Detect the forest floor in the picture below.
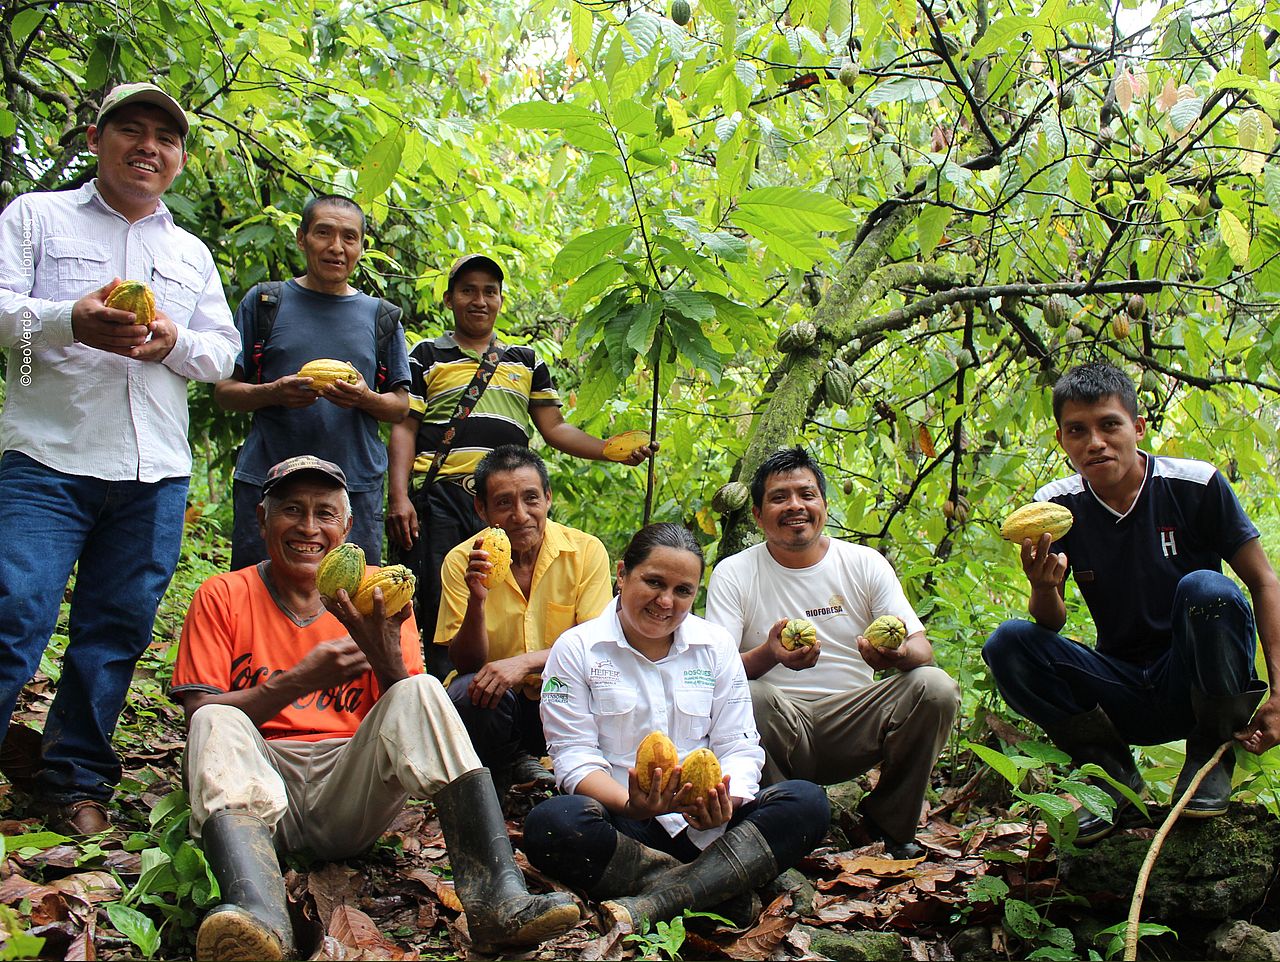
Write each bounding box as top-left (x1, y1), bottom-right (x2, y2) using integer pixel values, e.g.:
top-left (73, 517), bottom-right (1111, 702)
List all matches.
top-left (0, 651), bottom-right (1166, 962)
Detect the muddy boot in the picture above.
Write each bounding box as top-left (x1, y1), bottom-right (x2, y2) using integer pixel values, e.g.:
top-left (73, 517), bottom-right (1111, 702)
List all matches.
top-left (590, 832), bottom-right (683, 900)
top-left (196, 811), bottom-right (295, 962)
top-left (1173, 681), bottom-right (1267, 818)
top-left (435, 768), bottom-right (581, 948)
top-left (600, 821), bottom-right (777, 932)
top-left (1042, 706), bottom-right (1145, 845)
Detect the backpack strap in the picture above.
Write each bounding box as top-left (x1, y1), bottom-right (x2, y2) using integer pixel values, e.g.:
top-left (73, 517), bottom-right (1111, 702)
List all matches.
top-left (372, 298), bottom-right (404, 391)
top-left (247, 281), bottom-right (284, 384)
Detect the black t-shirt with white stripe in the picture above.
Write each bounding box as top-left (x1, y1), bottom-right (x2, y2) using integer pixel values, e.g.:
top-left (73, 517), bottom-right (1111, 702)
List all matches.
top-left (1036, 454), bottom-right (1259, 664)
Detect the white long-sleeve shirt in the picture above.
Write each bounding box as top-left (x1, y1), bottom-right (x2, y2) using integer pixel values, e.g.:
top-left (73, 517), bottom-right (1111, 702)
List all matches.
top-left (0, 182), bottom-right (238, 481)
top-left (540, 602), bottom-right (764, 848)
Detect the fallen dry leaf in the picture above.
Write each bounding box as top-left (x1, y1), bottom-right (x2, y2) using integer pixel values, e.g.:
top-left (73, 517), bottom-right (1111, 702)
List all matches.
top-left (401, 868), bottom-right (462, 912)
top-left (328, 903), bottom-right (413, 960)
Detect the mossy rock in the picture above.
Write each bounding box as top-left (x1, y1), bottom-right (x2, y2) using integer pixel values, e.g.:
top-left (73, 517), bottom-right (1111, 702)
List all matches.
top-left (1061, 805), bottom-right (1280, 921)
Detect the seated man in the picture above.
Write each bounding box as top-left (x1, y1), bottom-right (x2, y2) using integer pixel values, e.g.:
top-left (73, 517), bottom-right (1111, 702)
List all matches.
top-left (172, 456), bottom-right (578, 961)
top-left (706, 447), bottom-right (960, 859)
top-left (436, 445), bottom-right (612, 792)
top-left (983, 362), bottom-right (1277, 842)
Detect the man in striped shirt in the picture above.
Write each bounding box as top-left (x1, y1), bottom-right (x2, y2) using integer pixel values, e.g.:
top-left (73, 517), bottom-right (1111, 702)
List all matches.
top-left (386, 255), bottom-right (653, 672)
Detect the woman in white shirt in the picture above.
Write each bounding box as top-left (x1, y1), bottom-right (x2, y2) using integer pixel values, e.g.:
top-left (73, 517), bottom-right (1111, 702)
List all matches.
top-left (523, 523), bottom-right (829, 931)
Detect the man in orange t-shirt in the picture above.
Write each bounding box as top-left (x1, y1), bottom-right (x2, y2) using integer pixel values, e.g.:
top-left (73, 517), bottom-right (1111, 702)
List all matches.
top-left (172, 456), bottom-right (579, 962)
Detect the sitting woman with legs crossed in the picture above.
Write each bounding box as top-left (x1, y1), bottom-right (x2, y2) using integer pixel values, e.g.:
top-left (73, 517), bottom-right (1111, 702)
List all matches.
top-left (522, 522), bottom-right (830, 930)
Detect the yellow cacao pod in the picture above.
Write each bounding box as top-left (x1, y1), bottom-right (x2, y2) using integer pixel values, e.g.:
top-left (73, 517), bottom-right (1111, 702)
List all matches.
top-left (298, 359), bottom-right (360, 388)
top-left (1111, 315), bottom-right (1131, 339)
top-left (478, 527), bottom-right (512, 588)
top-left (352, 564), bottom-right (417, 616)
top-left (864, 615), bottom-right (907, 650)
top-left (635, 731), bottom-right (680, 794)
top-left (316, 542), bottom-right (366, 602)
top-left (680, 747), bottom-right (722, 800)
top-left (1000, 502), bottom-right (1074, 544)
top-left (602, 430), bottom-right (651, 462)
top-left (105, 281), bottom-right (156, 325)
top-left (780, 618), bottom-right (818, 651)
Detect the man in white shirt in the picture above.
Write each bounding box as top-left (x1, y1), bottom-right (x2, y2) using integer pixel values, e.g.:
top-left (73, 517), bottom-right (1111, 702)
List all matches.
top-left (706, 447), bottom-right (960, 858)
top-left (0, 83), bottom-right (239, 834)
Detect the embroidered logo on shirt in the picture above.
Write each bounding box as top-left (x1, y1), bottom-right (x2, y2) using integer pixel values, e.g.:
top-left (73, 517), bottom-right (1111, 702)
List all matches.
top-left (1158, 526), bottom-right (1178, 558)
top-left (682, 668), bottom-right (715, 689)
top-left (590, 659), bottom-right (621, 686)
top-left (541, 675), bottom-right (570, 703)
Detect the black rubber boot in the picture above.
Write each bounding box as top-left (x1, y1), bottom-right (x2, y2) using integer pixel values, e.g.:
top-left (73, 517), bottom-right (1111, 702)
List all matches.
top-left (591, 832), bottom-right (683, 901)
top-left (1173, 681), bottom-right (1268, 819)
top-left (434, 768), bottom-right (581, 948)
top-left (600, 821), bottom-right (777, 932)
top-left (1041, 706), bottom-right (1145, 845)
top-left (195, 811), bottom-right (295, 962)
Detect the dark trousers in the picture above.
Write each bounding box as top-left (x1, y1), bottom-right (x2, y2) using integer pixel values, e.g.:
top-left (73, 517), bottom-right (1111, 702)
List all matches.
top-left (390, 480), bottom-right (482, 679)
top-left (521, 780), bottom-right (830, 893)
top-left (231, 480), bottom-right (385, 569)
top-left (0, 452), bottom-right (187, 801)
top-left (447, 673), bottom-right (545, 770)
top-left (982, 570), bottom-right (1257, 744)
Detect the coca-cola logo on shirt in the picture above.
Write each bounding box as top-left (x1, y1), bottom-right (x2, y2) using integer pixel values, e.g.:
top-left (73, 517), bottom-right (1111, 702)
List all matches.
top-left (229, 653), bottom-right (367, 714)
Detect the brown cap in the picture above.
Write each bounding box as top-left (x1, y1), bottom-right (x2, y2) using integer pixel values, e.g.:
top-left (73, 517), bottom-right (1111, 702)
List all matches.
top-left (447, 253), bottom-right (504, 291)
top-left (261, 456), bottom-right (347, 499)
top-left (96, 82), bottom-right (189, 138)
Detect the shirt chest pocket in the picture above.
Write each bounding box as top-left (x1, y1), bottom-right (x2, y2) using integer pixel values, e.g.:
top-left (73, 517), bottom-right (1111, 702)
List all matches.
top-left (673, 687), bottom-right (714, 742)
top-left (46, 238), bottom-right (112, 295)
top-left (151, 256), bottom-right (202, 322)
top-left (591, 685), bottom-right (639, 755)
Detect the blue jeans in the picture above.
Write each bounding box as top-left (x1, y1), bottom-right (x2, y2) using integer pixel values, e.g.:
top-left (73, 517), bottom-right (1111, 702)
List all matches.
top-left (231, 479), bottom-right (385, 569)
top-left (0, 451), bottom-right (187, 802)
top-left (982, 570), bottom-right (1256, 744)
top-left (521, 780), bottom-right (830, 892)
top-left (447, 672), bottom-right (545, 771)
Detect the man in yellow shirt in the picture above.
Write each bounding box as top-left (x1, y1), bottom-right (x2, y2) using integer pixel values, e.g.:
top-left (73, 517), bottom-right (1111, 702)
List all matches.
top-left (436, 445), bottom-right (612, 792)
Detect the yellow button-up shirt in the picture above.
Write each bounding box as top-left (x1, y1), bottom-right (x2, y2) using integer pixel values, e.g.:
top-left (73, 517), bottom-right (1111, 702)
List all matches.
top-left (434, 520), bottom-right (613, 670)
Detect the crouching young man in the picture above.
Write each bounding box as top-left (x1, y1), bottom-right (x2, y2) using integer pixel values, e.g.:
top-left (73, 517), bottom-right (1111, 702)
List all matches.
top-left (171, 456), bottom-right (579, 960)
top-left (983, 362), bottom-right (1279, 842)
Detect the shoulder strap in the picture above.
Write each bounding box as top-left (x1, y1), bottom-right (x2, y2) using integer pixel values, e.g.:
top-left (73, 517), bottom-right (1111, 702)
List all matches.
top-left (421, 337), bottom-right (505, 488)
top-left (247, 281), bottom-right (285, 384)
top-left (372, 298), bottom-right (404, 391)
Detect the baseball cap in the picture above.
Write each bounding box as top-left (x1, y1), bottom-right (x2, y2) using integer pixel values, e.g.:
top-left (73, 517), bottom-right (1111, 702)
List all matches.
top-left (96, 82), bottom-right (189, 138)
top-left (261, 456), bottom-right (348, 499)
top-left (447, 253), bottom-right (504, 291)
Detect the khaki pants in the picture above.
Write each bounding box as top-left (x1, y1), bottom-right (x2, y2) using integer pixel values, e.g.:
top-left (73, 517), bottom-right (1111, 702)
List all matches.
top-left (751, 666), bottom-right (959, 842)
top-left (185, 674), bottom-right (481, 859)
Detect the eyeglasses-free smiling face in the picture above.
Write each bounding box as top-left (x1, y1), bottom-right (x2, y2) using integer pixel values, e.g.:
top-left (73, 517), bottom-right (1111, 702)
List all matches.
top-left (753, 468), bottom-right (828, 553)
top-left (259, 478), bottom-right (352, 577)
top-left (615, 546), bottom-right (703, 648)
top-left (88, 103), bottom-right (186, 217)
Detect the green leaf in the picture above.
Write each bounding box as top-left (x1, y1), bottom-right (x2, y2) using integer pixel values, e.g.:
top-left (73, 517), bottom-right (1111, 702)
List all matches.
top-left (963, 740), bottom-right (1022, 788)
top-left (1169, 97), bottom-right (1203, 132)
top-left (661, 289), bottom-right (716, 323)
top-left (1243, 32), bottom-right (1269, 81)
top-left (1219, 208), bottom-right (1250, 265)
top-left (666, 309), bottom-right (725, 382)
top-left (866, 76), bottom-right (946, 106)
top-left (562, 261), bottom-right (627, 315)
top-left (10, 8), bottom-right (45, 44)
top-left (356, 127), bottom-right (404, 203)
top-left (915, 206), bottom-right (952, 256)
top-left (107, 903), bottom-right (162, 958)
top-left (573, 348), bottom-right (621, 418)
top-left (968, 16), bottom-right (1035, 61)
top-left (1263, 165), bottom-right (1280, 217)
top-left (1017, 790), bottom-right (1076, 824)
top-left (736, 187), bottom-right (858, 233)
top-left (501, 101), bottom-right (616, 153)
top-left (1003, 898), bottom-right (1044, 939)
top-left (553, 225), bottom-right (635, 282)
top-left (571, 3), bottom-right (594, 64)
top-left (148, 789), bottom-right (190, 829)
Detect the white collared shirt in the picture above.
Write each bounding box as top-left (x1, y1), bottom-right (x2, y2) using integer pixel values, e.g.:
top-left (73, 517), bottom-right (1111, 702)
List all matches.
top-left (0, 182), bottom-right (238, 481)
top-left (540, 602), bottom-right (764, 848)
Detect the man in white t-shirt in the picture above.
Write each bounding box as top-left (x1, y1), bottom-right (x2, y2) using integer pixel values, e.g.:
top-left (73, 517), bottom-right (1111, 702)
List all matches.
top-left (706, 447), bottom-right (959, 858)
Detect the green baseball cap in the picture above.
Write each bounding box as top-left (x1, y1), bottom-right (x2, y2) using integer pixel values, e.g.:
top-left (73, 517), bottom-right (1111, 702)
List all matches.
top-left (96, 82), bottom-right (189, 138)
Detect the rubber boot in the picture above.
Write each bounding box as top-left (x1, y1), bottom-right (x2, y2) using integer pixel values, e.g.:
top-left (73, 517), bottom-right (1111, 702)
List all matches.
top-left (590, 832), bottom-right (683, 900)
top-left (1172, 681), bottom-right (1268, 819)
top-left (1041, 706), bottom-right (1145, 845)
top-left (600, 821), bottom-right (777, 932)
top-left (195, 811), bottom-right (295, 962)
top-left (434, 768), bottom-right (581, 948)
